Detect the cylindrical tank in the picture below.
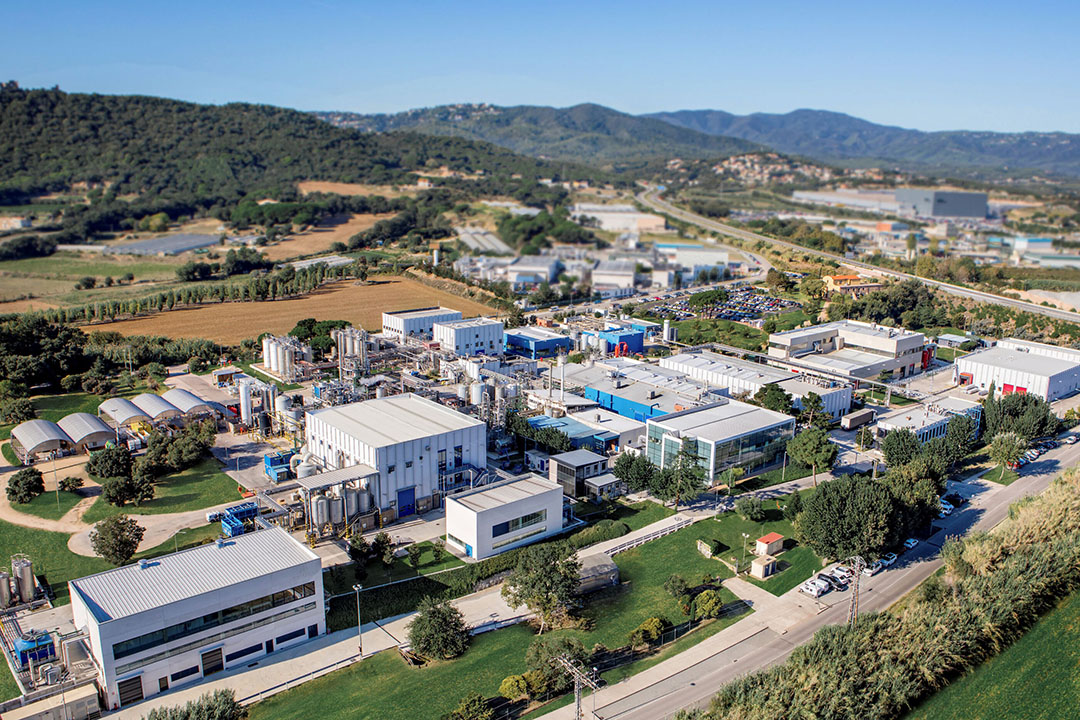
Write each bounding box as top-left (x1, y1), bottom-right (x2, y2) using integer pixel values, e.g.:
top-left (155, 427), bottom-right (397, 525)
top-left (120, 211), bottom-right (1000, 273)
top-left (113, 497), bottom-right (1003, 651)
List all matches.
top-left (663, 318), bottom-right (671, 342)
top-left (505, 384), bottom-right (519, 398)
top-left (470, 382), bottom-right (484, 406)
top-left (284, 350), bottom-right (295, 380)
top-left (262, 337), bottom-right (272, 367)
top-left (266, 340), bottom-right (278, 372)
top-left (312, 496), bottom-right (330, 526)
top-left (275, 395), bottom-right (291, 414)
top-left (344, 488), bottom-right (359, 518)
top-left (357, 489), bottom-right (371, 514)
top-left (297, 461), bottom-right (317, 479)
top-left (239, 383), bottom-right (253, 425)
top-left (257, 413), bottom-right (270, 432)
top-left (330, 497), bottom-right (344, 525)
top-left (288, 408), bottom-right (303, 423)
top-left (13, 557), bottom-right (33, 604)
top-left (456, 384), bottom-right (468, 401)
top-left (495, 385), bottom-right (505, 401)
top-left (598, 338), bottom-right (609, 355)
top-left (0, 572), bottom-right (10, 608)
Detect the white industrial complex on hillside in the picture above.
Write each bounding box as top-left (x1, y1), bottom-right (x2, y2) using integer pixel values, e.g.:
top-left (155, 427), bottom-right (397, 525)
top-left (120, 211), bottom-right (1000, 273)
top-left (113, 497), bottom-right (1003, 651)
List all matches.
top-left (432, 317), bottom-right (505, 356)
top-left (381, 307), bottom-right (463, 340)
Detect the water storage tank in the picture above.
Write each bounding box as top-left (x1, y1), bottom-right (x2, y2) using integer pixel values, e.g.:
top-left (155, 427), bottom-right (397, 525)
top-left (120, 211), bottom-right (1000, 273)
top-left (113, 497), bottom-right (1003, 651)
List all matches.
top-left (330, 497), bottom-right (344, 525)
top-left (12, 557), bottom-right (33, 604)
top-left (344, 488), bottom-right (359, 518)
top-left (239, 383), bottom-right (253, 425)
top-left (376, 386), bottom-right (387, 399)
top-left (456, 384), bottom-right (468, 401)
top-left (312, 496), bottom-right (330, 526)
top-left (0, 572), bottom-right (10, 608)
top-left (262, 337), bottom-right (272, 368)
top-left (357, 489), bottom-right (371, 514)
top-left (275, 395), bottom-right (291, 415)
top-left (266, 340), bottom-right (279, 373)
top-left (470, 382), bottom-right (484, 406)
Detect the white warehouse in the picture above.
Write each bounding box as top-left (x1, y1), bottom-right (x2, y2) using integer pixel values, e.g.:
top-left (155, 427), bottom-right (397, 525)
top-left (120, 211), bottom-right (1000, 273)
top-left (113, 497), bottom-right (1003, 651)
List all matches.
top-left (446, 475), bottom-right (565, 559)
top-left (69, 528), bottom-right (323, 710)
top-left (381, 307), bottom-right (463, 340)
top-left (305, 394), bottom-right (486, 519)
top-left (433, 317), bottom-right (505, 356)
top-left (955, 343), bottom-right (1080, 401)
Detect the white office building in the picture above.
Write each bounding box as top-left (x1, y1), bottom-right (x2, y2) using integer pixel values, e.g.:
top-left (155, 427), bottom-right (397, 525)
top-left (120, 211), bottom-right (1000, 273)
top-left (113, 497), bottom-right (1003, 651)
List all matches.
top-left (875, 408), bottom-right (950, 444)
top-left (768, 320), bottom-right (931, 380)
top-left (433, 317), bottom-right (505, 357)
top-left (445, 475), bottom-right (565, 559)
top-left (660, 351), bottom-right (852, 419)
top-left (381, 307), bottom-right (463, 340)
top-left (955, 344), bottom-right (1080, 401)
top-left (69, 528), bottom-right (323, 711)
top-left (591, 260), bottom-right (638, 289)
top-left (305, 394), bottom-right (486, 518)
top-left (506, 256), bottom-right (561, 288)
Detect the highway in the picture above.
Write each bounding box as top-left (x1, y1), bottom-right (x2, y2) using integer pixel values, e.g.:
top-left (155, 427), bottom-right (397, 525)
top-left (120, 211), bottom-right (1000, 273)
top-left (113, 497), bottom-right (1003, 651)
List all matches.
top-left (637, 188), bottom-right (1080, 324)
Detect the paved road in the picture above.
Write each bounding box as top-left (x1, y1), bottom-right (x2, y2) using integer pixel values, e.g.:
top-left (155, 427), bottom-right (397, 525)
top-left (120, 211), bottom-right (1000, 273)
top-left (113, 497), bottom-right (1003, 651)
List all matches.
top-left (540, 433), bottom-right (1080, 720)
top-left (638, 188), bottom-right (1080, 324)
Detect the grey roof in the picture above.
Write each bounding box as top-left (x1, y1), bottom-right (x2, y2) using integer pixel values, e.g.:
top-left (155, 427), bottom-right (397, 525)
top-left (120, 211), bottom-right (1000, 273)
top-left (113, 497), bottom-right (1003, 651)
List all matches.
top-left (295, 464), bottom-right (379, 492)
top-left (161, 388), bottom-right (213, 415)
top-left (11, 420), bottom-right (71, 454)
top-left (449, 475), bottom-right (561, 512)
top-left (56, 413), bottom-right (113, 446)
top-left (957, 346), bottom-right (1080, 377)
top-left (384, 306), bottom-right (462, 320)
top-left (551, 449), bottom-right (607, 467)
top-left (98, 397), bottom-right (150, 426)
top-left (307, 393), bottom-right (484, 447)
top-left (649, 399), bottom-right (794, 443)
top-left (69, 527), bottom-right (319, 623)
top-left (130, 393), bottom-right (181, 419)
top-left (110, 233), bottom-right (220, 256)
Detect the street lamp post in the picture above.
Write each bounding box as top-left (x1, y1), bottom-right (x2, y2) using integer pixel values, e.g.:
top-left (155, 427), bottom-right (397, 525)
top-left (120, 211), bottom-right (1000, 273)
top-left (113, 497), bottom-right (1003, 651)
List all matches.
top-left (173, 527), bottom-right (192, 553)
top-left (52, 451), bottom-right (60, 511)
top-left (740, 532), bottom-right (750, 575)
top-left (353, 584), bottom-right (363, 657)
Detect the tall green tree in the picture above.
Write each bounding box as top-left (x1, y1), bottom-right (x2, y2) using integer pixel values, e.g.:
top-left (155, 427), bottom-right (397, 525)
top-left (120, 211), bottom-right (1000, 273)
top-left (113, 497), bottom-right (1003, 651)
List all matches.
top-left (989, 431), bottom-right (1026, 482)
top-left (501, 541), bottom-right (581, 634)
top-left (785, 428), bottom-right (837, 487)
top-left (881, 429), bottom-right (920, 468)
top-left (795, 475), bottom-right (897, 560)
top-left (753, 384), bottom-right (794, 415)
top-left (797, 392), bottom-right (830, 429)
top-left (407, 596), bottom-right (469, 660)
top-left (90, 515), bottom-right (145, 566)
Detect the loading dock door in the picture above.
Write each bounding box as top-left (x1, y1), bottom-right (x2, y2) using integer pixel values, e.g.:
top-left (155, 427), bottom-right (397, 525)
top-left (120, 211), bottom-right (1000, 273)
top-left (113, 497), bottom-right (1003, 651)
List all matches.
top-left (117, 676), bottom-right (144, 707)
top-left (201, 648), bottom-right (224, 676)
top-left (397, 487), bottom-right (416, 518)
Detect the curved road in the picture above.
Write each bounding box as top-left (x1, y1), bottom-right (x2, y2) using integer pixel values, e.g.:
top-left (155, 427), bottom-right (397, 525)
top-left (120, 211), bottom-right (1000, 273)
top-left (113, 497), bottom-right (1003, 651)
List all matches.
top-left (638, 188), bottom-right (1080, 324)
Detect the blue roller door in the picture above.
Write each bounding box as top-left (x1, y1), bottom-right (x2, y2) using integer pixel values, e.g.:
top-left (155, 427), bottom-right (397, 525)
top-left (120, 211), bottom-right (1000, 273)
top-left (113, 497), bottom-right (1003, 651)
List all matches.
top-left (397, 487), bottom-right (416, 518)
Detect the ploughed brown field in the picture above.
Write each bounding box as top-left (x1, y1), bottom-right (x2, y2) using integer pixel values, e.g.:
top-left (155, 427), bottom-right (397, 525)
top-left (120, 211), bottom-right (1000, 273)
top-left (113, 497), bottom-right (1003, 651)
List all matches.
top-left (82, 277), bottom-right (498, 343)
top-left (261, 213), bottom-right (397, 261)
top-left (297, 181), bottom-right (421, 198)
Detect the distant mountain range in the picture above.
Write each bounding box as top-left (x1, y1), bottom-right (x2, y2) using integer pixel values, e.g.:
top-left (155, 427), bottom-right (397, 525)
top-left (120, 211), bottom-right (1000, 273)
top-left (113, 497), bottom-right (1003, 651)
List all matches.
top-left (316, 102), bottom-right (1080, 178)
top-left (313, 104), bottom-right (760, 167)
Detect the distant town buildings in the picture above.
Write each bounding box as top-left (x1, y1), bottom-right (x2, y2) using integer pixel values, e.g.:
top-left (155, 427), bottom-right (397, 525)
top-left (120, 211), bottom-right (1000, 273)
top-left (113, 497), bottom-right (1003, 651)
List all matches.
top-left (822, 274), bottom-right (884, 298)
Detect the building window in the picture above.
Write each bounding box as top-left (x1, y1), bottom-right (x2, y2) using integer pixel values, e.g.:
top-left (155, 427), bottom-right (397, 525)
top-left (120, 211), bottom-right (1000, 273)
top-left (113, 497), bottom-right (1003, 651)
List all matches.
top-left (438, 449), bottom-right (446, 472)
top-left (405, 461), bottom-right (413, 469)
top-left (276, 628), bottom-right (306, 645)
top-left (454, 445), bottom-right (463, 467)
top-left (492, 510), bottom-right (547, 538)
top-left (388, 464), bottom-right (396, 474)
top-left (170, 666), bottom-right (200, 682)
top-left (225, 643), bottom-right (262, 663)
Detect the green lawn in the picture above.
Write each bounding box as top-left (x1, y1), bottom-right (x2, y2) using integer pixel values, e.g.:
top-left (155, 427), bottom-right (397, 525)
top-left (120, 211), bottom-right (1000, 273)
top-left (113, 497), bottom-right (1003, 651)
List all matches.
top-left (859, 389), bottom-right (916, 407)
top-left (905, 590), bottom-right (1080, 720)
top-left (935, 346), bottom-right (964, 362)
top-left (0, 253), bottom-right (179, 281)
top-left (235, 361), bottom-right (303, 391)
top-left (985, 464), bottom-right (1020, 486)
top-left (10, 490), bottom-right (85, 521)
top-left (135, 523), bottom-right (222, 560)
top-left (673, 318), bottom-right (766, 351)
top-left (324, 540), bottom-right (467, 593)
top-left (737, 460), bottom-right (813, 493)
top-left (573, 499), bottom-right (674, 532)
top-left (0, 522), bottom-right (110, 606)
top-left (81, 458), bottom-right (240, 523)
top-left (250, 521), bottom-right (754, 720)
top-left (769, 309), bottom-right (810, 332)
top-left (2, 442), bottom-right (18, 466)
top-left (0, 660), bottom-right (17, 702)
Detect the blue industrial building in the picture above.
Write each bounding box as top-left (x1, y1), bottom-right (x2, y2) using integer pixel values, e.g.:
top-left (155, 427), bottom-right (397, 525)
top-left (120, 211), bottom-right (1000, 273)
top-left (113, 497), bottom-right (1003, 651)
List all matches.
top-left (527, 414), bottom-right (618, 453)
top-left (583, 327), bottom-right (645, 355)
top-left (580, 385), bottom-right (669, 422)
top-left (505, 327), bottom-right (574, 359)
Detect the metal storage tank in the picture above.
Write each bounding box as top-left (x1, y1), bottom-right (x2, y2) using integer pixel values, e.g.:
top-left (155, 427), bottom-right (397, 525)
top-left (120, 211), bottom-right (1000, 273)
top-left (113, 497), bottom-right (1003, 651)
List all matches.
top-left (239, 383), bottom-right (253, 425)
top-left (312, 496), bottom-right (330, 526)
top-left (505, 384), bottom-right (519, 398)
top-left (330, 497), bottom-right (344, 525)
top-left (470, 382), bottom-right (484, 406)
top-left (495, 386), bottom-right (505, 401)
top-left (284, 350), bottom-right (295, 380)
top-left (265, 339), bottom-right (277, 372)
top-left (288, 408), bottom-right (303, 424)
top-left (344, 488), bottom-right (359, 518)
top-left (0, 572), bottom-right (10, 608)
top-left (357, 489), bottom-right (371, 514)
top-left (257, 413), bottom-right (270, 432)
top-left (12, 556), bottom-right (33, 604)
top-left (275, 395), bottom-right (291, 414)
top-left (375, 385), bottom-right (387, 399)
top-left (456, 384), bottom-right (468, 401)
top-left (262, 337), bottom-right (272, 368)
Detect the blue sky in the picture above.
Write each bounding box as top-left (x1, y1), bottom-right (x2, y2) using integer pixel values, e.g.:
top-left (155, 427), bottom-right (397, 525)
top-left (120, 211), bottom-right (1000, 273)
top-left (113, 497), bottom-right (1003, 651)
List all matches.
top-left (4, 0), bottom-right (1078, 133)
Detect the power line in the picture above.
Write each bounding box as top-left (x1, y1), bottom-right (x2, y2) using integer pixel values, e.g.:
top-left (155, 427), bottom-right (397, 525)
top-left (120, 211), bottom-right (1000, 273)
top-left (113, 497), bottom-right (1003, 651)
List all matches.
top-left (554, 654), bottom-right (601, 720)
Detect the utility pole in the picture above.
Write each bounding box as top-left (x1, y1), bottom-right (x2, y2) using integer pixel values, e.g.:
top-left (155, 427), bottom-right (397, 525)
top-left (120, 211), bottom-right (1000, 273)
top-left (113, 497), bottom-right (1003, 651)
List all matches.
top-left (847, 556), bottom-right (865, 628)
top-left (553, 654), bottom-right (600, 720)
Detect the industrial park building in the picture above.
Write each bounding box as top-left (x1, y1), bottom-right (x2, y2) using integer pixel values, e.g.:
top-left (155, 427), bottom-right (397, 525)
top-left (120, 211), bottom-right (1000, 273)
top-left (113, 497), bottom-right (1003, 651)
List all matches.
top-left (504, 326), bottom-right (574, 359)
top-left (433, 317), bottom-right (505, 356)
top-left (660, 351), bottom-right (852, 419)
top-left (381, 307), bottom-right (463, 340)
top-left (768, 320), bottom-right (931, 380)
top-left (69, 528), bottom-right (323, 710)
top-left (895, 188), bottom-right (987, 219)
top-left (570, 204), bottom-right (666, 233)
top-left (558, 358), bottom-right (723, 421)
top-left (445, 475), bottom-right (565, 559)
top-left (305, 394), bottom-right (486, 518)
top-left (645, 399), bottom-right (795, 480)
top-left (955, 341), bottom-right (1080, 401)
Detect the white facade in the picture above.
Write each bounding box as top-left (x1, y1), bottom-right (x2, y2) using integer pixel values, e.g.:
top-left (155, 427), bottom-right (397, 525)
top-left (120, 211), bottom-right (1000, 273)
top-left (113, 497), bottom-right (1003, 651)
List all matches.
top-left (69, 529), bottom-right (323, 711)
top-left (433, 318), bottom-right (505, 357)
top-left (305, 394), bottom-right (486, 516)
top-left (955, 345), bottom-right (1080, 401)
top-left (591, 261), bottom-right (637, 289)
top-left (571, 204), bottom-right (666, 233)
top-left (876, 409), bottom-right (950, 444)
top-left (381, 307), bottom-right (463, 340)
top-left (445, 475), bottom-right (565, 559)
top-left (768, 320), bottom-right (929, 380)
top-left (507, 257), bottom-right (560, 287)
top-left (567, 408), bottom-right (646, 450)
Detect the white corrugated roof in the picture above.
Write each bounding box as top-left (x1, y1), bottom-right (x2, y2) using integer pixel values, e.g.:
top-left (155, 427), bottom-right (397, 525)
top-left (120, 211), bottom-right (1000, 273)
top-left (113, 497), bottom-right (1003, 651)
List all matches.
top-left (649, 400), bottom-right (794, 443)
top-left (56, 413), bottom-right (113, 445)
top-left (958, 346), bottom-right (1079, 376)
top-left (70, 527), bottom-right (318, 623)
top-left (130, 393), bottom-right (180, 419)
top-left (307, 393), bottom-right (484, 447)
top-left (161, 388), bottom-right (212, 415)
top-left (98, 397), bottom-right (150, 426)
top-left (450, 475), bottom-right (560, 512)
top-left (10, 420), bottom-right (71, 454)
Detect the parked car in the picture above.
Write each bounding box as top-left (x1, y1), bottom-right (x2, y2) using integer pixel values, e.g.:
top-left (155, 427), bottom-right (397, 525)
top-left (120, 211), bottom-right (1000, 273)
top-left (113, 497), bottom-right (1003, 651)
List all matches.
top-left (903, 538), bottom-right (919, 550)
top-left (1064, 435), bottom-right (1078, 445)
top-left (800, 580), bottom-right (826, 598)
top-left (881, 552), bottom-right (898, 567)
top-left (943, 493), bottom-right (966, 507)
top-left (818, 572), bottom-right (847, 590)
top-left (862, 560), bottom-right (884, 577)
top-left (832, 565), bottom-right (853, 581)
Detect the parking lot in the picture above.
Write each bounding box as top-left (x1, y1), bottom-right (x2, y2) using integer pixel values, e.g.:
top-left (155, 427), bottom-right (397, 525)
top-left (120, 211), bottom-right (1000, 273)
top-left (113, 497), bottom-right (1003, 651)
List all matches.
top-left (648, 287), bottom-right (801, 323)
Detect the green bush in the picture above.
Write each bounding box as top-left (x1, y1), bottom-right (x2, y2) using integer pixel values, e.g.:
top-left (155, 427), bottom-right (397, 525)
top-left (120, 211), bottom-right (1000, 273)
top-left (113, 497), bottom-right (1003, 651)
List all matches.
top-left (7, 467), bottom-right (45, 504)
top-left (569, 519), bottom-right (630, 549)
top-left (629, 616), bottom-right (668, 647)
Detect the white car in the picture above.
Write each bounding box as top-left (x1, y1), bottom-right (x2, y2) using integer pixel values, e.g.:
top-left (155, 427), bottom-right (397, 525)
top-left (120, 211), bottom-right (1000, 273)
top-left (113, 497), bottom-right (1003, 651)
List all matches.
top-left (903, 538), bottom-right (919, 550)
top-left (862, 561), bottom-right (883, 577)
top-left (832, 565), bottom-right (853, 581)
top-left (940, 499), bottom-right (955, 512)
top-left (800, 580), bottom-right (826, 598)
top-left (881, 552), bottom-right (898, 567)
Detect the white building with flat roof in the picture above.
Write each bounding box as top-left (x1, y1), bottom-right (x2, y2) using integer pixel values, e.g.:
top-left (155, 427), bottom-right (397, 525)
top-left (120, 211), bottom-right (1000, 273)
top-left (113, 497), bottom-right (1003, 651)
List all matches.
top-left (445, 475), bottom-right (565, 559)
top-left (768, 320), bottom-right (930, 380)
top-left (645, 399), bottom-right (796, 481)
top-left (571, 204), bottom-right (666, 233)
top-left (875, 408), bottom-right (950, 444)
top-left (568, 407), bottom-right (646, 450)
top-left (591, 260), bottom-right (637, 289)
top-left (660, 351), bottom-right (851, 419)
top-left (955, 344), bottom-right (1080, 401)
top-left (305, 393), bottom-right (486, 518)
top-left (381, 307), bottom-right (463, 340)
top-left (507, 256), bottom-right (561, 288)
top-left (69, 528), bottom-right (323, 710)
top-left (433, 317), bottom-right (505, 357)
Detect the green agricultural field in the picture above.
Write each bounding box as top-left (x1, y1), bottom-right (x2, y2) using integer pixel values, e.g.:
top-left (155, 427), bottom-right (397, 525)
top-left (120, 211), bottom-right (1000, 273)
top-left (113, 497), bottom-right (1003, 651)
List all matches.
top-left (673, 318), bottom-right (766, 351)
top-left (10, 490), bottom-right (85, 521)
top-left (0, 252), bottom-right (182, 282)
top-left (81, 458), bottom-right (240, 523)
top-left (905, 590), bottom-right (1080, 720)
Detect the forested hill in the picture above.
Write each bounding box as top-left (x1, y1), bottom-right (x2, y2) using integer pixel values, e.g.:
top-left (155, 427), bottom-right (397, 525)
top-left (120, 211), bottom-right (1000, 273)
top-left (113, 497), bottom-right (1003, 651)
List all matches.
top-left (0, 87), bottom-right (584, 203)
top-left (314, 103), bottom-right (761, 167)
top-left (645, 108), bottom-right (1080, 178)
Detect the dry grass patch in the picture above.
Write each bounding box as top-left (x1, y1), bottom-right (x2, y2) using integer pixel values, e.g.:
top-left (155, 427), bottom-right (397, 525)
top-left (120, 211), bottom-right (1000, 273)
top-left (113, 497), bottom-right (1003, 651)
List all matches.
top-left (81, 277), bottom-right (499, 343)
top-left (297, 181), bottom-right (422, 198)
top-left (262, 213), bottom-right (397, 261)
